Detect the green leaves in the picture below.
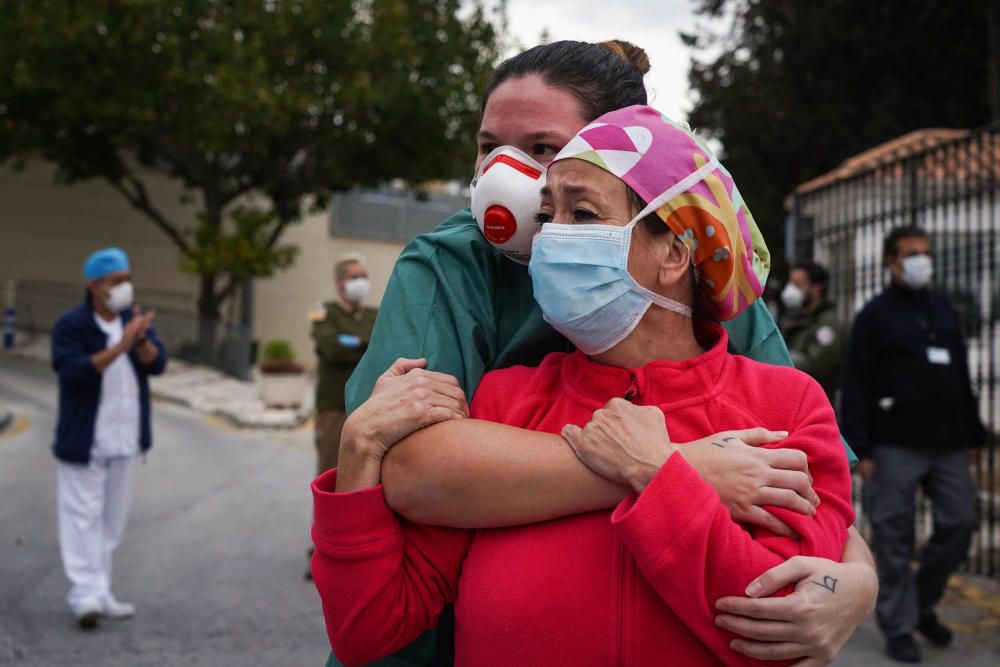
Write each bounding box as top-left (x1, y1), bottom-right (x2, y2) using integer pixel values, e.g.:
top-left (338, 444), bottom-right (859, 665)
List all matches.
top-left (0, 0), bottom-right (502, 314)
top-left (259, 339), bottom-right (297, 363)
top-left (180, 207), bottom-right (299, 280)
top-left (686, 0), bottom-right (994, 257)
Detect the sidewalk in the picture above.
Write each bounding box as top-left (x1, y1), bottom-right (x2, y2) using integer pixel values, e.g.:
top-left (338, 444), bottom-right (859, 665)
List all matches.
top-left (835, 573), bottom-right (1000, 666)
top-left (1, 332), bottom-right (312, 429)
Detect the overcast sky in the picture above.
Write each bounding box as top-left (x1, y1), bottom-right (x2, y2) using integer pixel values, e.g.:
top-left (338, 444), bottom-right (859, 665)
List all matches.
top-left (498, 0), bottom-right (726, 122)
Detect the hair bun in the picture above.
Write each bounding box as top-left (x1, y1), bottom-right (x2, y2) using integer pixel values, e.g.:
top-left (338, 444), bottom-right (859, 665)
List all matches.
top-left (597, 40), bottom-right (651, 75)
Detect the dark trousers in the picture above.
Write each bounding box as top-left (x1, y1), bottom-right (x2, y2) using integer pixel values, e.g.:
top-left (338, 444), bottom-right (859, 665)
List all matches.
top-left (862, 447), bottom-right (977, 638)
top-left (315, 410), bottom-right (348, 476)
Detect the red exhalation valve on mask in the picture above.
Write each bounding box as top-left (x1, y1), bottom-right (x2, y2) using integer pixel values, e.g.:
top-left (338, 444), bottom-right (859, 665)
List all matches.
top-left (482, 205), bottom-right (517, 244)
top-left (470, 146), bottom-right (547, 265)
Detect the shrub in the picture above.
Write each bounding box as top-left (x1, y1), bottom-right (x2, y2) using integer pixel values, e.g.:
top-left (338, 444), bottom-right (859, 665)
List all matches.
top-left (259, 339), bottom-right (302, 373)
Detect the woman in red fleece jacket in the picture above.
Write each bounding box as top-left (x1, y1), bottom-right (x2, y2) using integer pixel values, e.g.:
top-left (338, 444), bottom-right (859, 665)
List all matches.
top-left (313, 106), bottom-right (855, 667)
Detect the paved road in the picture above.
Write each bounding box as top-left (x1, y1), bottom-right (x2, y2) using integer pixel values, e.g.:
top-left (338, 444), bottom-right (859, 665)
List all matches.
top-left (0, 357), bottom-right (329, 666)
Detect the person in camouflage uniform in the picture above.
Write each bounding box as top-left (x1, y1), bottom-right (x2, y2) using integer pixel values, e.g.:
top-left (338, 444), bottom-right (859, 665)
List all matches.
top-left (310, 253), bottom-right (379, 475)
top-left (780, 261), bottom-right (846, 405)
top-left (305, 254), bottom-right (378, 580)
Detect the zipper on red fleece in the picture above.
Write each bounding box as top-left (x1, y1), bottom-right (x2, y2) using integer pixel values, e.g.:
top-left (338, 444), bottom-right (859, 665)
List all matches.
top-left (617, 371), bottom-right (639, 664)
top-left (615, 539), bottom-right (631, 667)
top-left (612, 540), bottom-right (625, 667)
top-left (624, 371), bottom-right (639, 403)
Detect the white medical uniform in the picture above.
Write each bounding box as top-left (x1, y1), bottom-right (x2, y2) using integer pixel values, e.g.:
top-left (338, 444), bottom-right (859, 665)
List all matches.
top-left (58, 314), bottom-right (140, 613)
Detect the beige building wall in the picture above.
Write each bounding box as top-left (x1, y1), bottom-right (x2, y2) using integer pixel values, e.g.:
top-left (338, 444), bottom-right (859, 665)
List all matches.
top-left (0, 162), bottom-right (199, 311)
top-left (1, 161), bottom-right (407, 368)
top-left (251, 214), bottom-right (405, 369)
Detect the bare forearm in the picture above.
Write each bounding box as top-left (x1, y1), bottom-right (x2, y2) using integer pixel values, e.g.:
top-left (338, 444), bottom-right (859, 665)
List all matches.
top-left (842, 525), bottom-right (875, 568)
top-left (381, 419), bottom-right (627, 528)
top-left (90, 340), bottom-right (126, 373)
top-left (136, 339), bottom-right (159, 364)
top-left (335, 436), bottom-right (383, 493)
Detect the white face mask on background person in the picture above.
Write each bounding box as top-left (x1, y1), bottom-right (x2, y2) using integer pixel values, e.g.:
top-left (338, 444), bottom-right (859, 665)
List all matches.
top-left (901, 254), bottom-right (933, 289)
top-left (105, 281), bottom-right (134, 313)
top-left (470, 145), bottom-right (547, 265)
top-left (780, 283), bottom-right (806, 310)
top-left (343, 277), bottom-right (371, 304)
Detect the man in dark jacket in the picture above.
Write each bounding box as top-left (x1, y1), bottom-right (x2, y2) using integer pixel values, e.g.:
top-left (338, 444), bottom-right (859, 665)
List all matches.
top-left (52, 247), bottom-right (167, 629)
top-left (841, 226), bottom-right (982, 663)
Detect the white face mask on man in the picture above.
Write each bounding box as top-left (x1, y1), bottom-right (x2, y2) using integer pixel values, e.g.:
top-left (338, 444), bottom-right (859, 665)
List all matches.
top-left (343, 277), bottom-right (371, 304)
top-left (900, 254), bottom-right (933, 289)
top-left (105, 281), bottom-right (134, 313)
top-left (780, 283), bottom-right (806, 310)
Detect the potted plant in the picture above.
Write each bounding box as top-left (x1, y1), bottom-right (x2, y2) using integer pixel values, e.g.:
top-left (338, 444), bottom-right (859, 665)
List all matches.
top-left (256, 339), bottom-right (307, 408)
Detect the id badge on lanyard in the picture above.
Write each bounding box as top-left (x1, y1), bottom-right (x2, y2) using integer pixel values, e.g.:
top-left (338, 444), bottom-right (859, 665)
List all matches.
top-left (927, 346), bottom-right (952, 365)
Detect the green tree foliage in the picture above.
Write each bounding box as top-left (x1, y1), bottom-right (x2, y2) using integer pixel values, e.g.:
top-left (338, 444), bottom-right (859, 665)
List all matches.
top-left (0, 0), bottom-right (502, 339)
top-left (685, 0), bottom-right (997, 255)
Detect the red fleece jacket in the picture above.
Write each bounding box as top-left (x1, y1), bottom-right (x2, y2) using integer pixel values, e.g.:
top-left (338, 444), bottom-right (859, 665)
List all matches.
top-left (312, 327), bottom-right (854, 666)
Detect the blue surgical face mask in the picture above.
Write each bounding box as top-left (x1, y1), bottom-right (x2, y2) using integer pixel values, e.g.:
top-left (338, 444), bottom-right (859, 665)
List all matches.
top-left (528, 218), bottom-right (693, 356)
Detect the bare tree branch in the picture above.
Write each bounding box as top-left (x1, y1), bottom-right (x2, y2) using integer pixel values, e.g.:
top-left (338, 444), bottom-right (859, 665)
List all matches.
top-left (111, 171), bottom-right (194, 257)
top-left (265, 215), bottom-right (293, 249)
top-left (214, 275), bottom-right (242, 305)
top-left (149, 137), bottom-right (213, 188)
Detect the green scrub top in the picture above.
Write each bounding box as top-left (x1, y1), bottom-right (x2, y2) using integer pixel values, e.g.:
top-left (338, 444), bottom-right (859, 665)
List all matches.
top-left (332, 209), bottom-right (857, 667)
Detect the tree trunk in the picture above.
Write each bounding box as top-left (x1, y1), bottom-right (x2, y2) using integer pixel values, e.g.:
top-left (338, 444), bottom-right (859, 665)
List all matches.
top-left (196, 194), bottom-right (225, 365)
top-left (197, 274), bottom-right (220, 366)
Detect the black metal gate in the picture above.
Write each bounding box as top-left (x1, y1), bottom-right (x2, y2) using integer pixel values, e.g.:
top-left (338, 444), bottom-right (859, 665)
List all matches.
top-left (788, 125), bottom-right (1000, 577)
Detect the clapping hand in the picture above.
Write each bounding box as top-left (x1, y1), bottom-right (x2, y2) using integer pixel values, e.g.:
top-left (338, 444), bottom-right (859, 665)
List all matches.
top-left (121, 307), bottom-right (156, 348)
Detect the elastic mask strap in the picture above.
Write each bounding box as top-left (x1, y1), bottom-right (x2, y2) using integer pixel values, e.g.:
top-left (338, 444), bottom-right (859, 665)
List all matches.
top-left (644, 289), bottom-right (694, 318)
top-left (622, 207), bottom-right (696, 320)
top-left (626, 155), bottom-right (720, 226)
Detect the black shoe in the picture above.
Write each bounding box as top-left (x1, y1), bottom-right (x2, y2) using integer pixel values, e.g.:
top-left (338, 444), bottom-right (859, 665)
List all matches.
top-left (76, 609), bottom-right (100, 630)
top-left (918, 613), bottom-right (953, 647)
top-left (887, 635), bottom-right (922, 663)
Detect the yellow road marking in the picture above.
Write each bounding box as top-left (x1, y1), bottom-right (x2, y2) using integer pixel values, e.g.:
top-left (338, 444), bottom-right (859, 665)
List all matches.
top-left (0, 416), bottom-right (30, 440)
top-left (945, 574), bottom-right (1000, 634)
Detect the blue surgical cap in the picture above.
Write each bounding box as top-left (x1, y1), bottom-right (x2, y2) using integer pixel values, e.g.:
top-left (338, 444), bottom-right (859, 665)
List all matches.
top-left (83, 247), bottom-right (130, 281)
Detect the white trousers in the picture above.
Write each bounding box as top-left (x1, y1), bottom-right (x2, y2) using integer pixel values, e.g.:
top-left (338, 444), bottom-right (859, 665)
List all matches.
top-left (57, 455), bottom-right (137, 613)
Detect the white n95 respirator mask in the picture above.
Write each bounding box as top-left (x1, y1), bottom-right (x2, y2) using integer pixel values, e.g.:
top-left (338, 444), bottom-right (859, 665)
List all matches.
top-left (470, 146), bottom-right (547, 265)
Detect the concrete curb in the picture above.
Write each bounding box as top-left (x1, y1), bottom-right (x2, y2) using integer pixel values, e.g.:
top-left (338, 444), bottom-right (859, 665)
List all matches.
top-left (150, 361), bottom-right (312, 430)
top-left (208, 407), bottom-right (311, 430)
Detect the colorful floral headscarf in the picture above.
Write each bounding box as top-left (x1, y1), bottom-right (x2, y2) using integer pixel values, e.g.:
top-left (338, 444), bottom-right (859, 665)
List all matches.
top-left (551, 105), bottom-right (770, 321)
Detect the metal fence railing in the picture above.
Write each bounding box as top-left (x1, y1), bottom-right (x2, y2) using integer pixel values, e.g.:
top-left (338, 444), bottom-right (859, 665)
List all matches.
top-left (788, 125), bottom-right (1000, 577)
top-left (6, 279), bottom-right (253, 379)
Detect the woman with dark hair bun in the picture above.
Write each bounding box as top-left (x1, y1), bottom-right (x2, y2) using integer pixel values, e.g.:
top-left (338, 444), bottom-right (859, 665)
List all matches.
top-left (313, 40), bottom-right (877, 667)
